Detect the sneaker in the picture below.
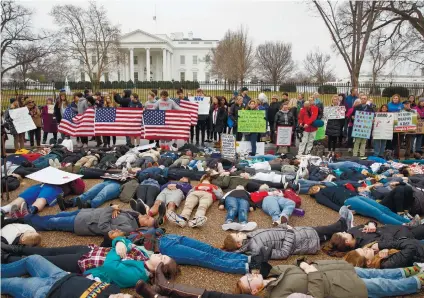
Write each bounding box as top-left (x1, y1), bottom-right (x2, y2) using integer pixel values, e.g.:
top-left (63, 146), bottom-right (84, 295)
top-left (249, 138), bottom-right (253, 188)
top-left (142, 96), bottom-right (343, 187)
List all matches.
top-left (272, 218), bottom-right (281, 227)
top-left (54, 158), bottom-right (61, 168)
top-left (130, 199), bottom-right (138, 212)
top-left (166, 211), bottom-right (187, 227)
top-left (188, 216), bottom-right (207, 228)
top-left (222, 222), bottom-right (243, 231)
top-left (156, 201), bottom-right (166, 225)
top-left (405, 215), bottom-right (421, 227)
top-left (9, 205), bottom-right (20, 218)
top-left (20, 202), bottom-right (29, 217)
top-left (48, 159), bottom-right (55, 167)
top-left (339, 206), bottom-right (354, 229)
top-left (75, 197), bottom-right (83, 209)
top-left (57, 194), bottom-right (67, 211)
top-left (240, 222), bottom-right (257, 232)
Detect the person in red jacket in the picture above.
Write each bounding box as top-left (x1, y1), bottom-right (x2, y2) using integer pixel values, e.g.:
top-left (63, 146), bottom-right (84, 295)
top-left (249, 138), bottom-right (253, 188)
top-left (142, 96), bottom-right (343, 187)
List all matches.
top-left (298, 97), bottom-right (318, 155)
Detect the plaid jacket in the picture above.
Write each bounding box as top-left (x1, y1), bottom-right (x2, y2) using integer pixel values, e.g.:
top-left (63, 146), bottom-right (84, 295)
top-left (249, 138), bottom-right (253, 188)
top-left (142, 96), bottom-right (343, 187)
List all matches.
top-left (78, 244), bottom-right (149, 272)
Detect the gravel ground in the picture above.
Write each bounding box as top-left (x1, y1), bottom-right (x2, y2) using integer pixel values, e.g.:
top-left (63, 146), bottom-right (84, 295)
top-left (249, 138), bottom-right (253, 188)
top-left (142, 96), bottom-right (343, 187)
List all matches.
top-left (1, 178), bottom-right (421, 298)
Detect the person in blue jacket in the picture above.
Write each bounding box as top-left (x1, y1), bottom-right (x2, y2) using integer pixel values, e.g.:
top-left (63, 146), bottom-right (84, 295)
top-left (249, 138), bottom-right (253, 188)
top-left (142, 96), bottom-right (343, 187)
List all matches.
top-left (388, 94), bottom-right (404, 112)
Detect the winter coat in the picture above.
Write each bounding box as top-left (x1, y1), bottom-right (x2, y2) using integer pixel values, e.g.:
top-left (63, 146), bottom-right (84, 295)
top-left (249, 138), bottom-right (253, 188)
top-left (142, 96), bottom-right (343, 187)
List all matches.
top-left (268, 101), bottom-right (282, 125)
top-left (388, 101), bottom-right (404, 112)
top-left (160, 181), bottom-right (192, 196)
top-left (414, 102), bottom-right (424, 119)
top-left (325, 106), bottom-right (343, 137)
top-left (229, 103), bottom-right (243, 128)
top-left (298, 106), bottom-right (318, 133)
top-left (77, 98), bottom-right (89, 115)
top-left (3, 109), bottom-right (18, 136)
top-left (209, 105), bottom-right (227, 133)
top-left (237, 226), bottom-right (320, 259)
top-left (378, 239), bottom-right (424, 268)
top-left (28, 106), bottom-right (42, 127)
top-left (267, 260), bottom-right (367, 298)
top-left (41, 105), bottom-right (58, 133)
top-left (129, 100), bottom-right (143, 108)
top-left (211, 175), bottom-right (250, 190)
top-left (313, 186), bottom-right (358, 212)
top-left (274, 110), bottom-right (295, 131)
top-left (113, 90), bottom-right (131, 107)
top-left (410, 186), bottom-right (424, 215)
top-left (345, 95), bottom-right (358, 110)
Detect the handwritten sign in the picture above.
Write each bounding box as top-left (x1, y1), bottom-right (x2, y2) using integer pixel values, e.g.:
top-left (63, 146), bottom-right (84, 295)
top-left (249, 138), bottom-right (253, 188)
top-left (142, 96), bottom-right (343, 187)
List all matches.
top-left (324, 106), bottom-right (346, 120)
top-left (394, 112), bottom-right (417, 132)
top-left (238, 110), bottom-right (266, 133)
top-left (221, 134), bottom-right (236, 159)
top-left (47, 104), bottom-right (54, 114)
top-left (276, 126), bottom-right (292, 146)
top-left (8, 107), bottom-right (36, 134)
top-left (417, 119), bottom-right (424, 134)
top-left (373, 112), bottom-right (394, 140)
top-left (352, 110), bottom-right (374, 139)
top-left (236, 141), bottom-right (265, 155)
top-left (26, 167), bottom-right (83, 185)
top-left (188, 96), bottom-right (210, 115)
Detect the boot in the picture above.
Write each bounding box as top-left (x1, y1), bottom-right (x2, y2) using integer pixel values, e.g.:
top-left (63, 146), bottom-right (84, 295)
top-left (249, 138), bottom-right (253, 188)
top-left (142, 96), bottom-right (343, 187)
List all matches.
top-left (154, 263), bottom-right (205, 298)
top-left (57, 194), bottom-right (74, 211)
top-left (135, 280), bottom-right (168, 298)
top-left (156, 201), bottom-right (166, 225)
top-left (75, 197), bottom-right (91, 209)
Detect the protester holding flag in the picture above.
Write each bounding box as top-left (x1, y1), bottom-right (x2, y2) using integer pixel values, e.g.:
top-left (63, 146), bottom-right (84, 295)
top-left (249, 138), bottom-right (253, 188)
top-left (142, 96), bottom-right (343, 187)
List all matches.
top-left (101, 95), bottom-right (117, 148)
top-left (129, 93), bottom-right (143, 147)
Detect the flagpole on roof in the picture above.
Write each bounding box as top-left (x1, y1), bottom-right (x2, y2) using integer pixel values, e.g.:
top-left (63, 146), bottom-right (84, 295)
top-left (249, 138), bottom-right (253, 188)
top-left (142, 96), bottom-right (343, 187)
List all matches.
top-left (153, 3), bottom-right (157, 33)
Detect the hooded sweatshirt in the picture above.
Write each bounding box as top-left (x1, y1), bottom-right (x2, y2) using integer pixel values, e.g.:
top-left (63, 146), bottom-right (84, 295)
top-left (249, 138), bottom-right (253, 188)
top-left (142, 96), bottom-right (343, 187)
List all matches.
top-left (388, 101), bottom-right (403, 112)
top-left (145, 99), bottom-right (157, 110)
top-left (153, 98), bottom-right (182, 110)
top-left (77, 97), bottom-right (89, 114)
top-left (113, 90), bottom-right (131, 107)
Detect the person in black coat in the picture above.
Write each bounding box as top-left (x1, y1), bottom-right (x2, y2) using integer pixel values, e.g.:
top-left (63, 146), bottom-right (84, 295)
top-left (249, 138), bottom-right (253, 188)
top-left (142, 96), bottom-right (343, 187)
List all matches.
top-left (267, 95), bottom-right (281, 143)
top-left (325, 95), bottom-right (345, 155)
top-left (209, 96), bottom-right (228, 146)
top-left (273, 102), bottom-right (295, 152)
top-left (113, 89), bottom-right (131, 107)
top-left (229, 96), bottom-right (244, 141)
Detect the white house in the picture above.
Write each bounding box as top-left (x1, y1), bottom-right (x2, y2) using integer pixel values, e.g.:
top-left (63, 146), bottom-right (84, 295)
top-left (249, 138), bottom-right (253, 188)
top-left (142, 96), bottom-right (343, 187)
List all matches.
top-left (79, 30), bottom-right (218, 82)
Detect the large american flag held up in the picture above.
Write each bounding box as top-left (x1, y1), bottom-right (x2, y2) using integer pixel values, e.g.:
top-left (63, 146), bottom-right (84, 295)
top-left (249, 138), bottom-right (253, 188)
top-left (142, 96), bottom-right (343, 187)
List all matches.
top-left (142, 110), bottom-right (191, 140)
top-left (95, 108), bottom-right (143, 136)
top-left (172, 98), bottom-right (199, 125)
top-left (58, 106), bottom-right (95, 136)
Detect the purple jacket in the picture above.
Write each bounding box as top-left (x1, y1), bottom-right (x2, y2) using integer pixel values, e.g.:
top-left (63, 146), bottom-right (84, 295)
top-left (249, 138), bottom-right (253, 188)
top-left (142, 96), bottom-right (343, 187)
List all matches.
top-left (160, 182), bottom-right (192, 196)
top-left (41, 105), bottom-right (58, 133)
top-left (414, 105), bottom-right (424, 119)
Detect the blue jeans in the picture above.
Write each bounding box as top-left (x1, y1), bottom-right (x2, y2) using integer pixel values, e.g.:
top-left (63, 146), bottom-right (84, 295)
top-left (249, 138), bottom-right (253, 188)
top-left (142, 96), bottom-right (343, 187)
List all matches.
top-left (328, 161), bottom-right (368, 171)
top-left (416, 134), bottom-right (423, 153)
top-left (32, 153), bottom-right (60, 169)
top-left (159, 235), bottom-right (249, 274)
top-left (1, 255), bottom-right (68, 298)
top-left (373, 139), bottom-right (387, 157)
top-left (345, 196), bottom-right (409, 225)
top-left (24, 210), bottom-right (79, 232)
top-left (225, 196), bottom-right (249, 224)
top-left (254, 155), bottom-right (277, 161)
top-left (262, 196), bottom-right (295, 222)
top-left (249, 133), bottom-right (258, 155)
top-left (73, 180), bottom-right (120, 208)
top-left (355, 267), bottom-right (420, 298)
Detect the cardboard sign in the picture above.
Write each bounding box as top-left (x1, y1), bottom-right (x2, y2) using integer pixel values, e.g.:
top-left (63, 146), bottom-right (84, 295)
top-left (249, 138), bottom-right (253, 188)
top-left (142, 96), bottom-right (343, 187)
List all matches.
top-left (238, 110), bottom-right (266, 133)
top-left (417, 119), bottom-right (424, 134)
top-left (188, 96), bottom-right (210, 115)
top-left (8, 107), bottom-right (36, 134)
top-left (221, 134), bottom-right (236, 159)
top-left (394, 112), bottom-right (417, 132)
top-left (236, 141), bottom-right (265, 155)
top-left (324, 106), bottom-right (346, 120)
top-left (26, 167), bottom-right (83, 185)
top-left (373, 112), bottom-right (394, 140)
top-left (352, 110), bottom-right (374, 139)
top-left (276, 126), bottom-right (292, 146)
top-left (47, 104), bottom-right (54, 114)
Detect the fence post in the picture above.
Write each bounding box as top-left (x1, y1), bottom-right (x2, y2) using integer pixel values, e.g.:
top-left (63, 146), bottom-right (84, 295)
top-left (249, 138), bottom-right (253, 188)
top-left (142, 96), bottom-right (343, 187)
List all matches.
top-left (13, 80), bottom-right (17, 97)
top-left (52, 81), bottom-right (56, 100)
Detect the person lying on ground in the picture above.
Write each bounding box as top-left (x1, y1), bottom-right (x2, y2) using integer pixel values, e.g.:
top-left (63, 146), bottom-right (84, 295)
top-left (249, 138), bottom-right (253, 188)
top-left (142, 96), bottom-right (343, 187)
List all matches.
top-left (344, 238), bottom-right (424, 269)
top-left (219, 185), bottom-right (257, 232)
top-left (0, 179), bottom-right (85, 216)
top-left (222, 206), bottom-right (354, 260)
top-left (322, 220), bottom-right (424, 256)
top-left (0, 221), bottom-right (41, 246)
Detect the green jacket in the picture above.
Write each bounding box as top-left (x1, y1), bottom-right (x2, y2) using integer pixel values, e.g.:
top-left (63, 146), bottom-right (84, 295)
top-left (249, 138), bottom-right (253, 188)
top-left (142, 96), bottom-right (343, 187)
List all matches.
top-left (266, 260), bottom-right (367, 298)
top-left (85, 237), bottom-right (149, 288)
top-left (211, 175), bottom-right (250, 190)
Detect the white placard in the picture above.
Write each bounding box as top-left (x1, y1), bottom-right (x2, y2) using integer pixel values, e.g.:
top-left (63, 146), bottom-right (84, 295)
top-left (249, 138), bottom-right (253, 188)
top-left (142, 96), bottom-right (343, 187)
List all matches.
top-left (221, 134), bottom-right (236, 159)
top-left (394, 111), bottom-right (417, 132)
top-left (276, 126), bottom-right (292, 146)
top-left (26, 167), bottom-right (83, 185)
top-left (373, 112), bottom-right (394, 140)
top-left (324, 106), bottom-right (346, 120)
top-left (188, 96), bottom-right (210, 115)
top-left (8, 107), bottom-right (36, 133)
top-left (236, 141), bottom-right (265, 155)
top-left (47, 104), bottom-right (54, 114)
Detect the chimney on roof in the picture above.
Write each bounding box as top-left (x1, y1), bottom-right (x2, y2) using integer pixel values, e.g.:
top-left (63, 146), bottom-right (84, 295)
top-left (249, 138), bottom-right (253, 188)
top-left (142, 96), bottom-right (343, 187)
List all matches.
top-left (188, 31), bottom-right (193, 40)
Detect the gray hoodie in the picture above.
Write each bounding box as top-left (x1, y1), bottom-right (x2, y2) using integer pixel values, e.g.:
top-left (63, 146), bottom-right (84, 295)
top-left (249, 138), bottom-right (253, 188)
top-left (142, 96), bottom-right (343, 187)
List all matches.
top-left (77, 97), bottom-right (89, 114)
top-left (153, 98), bottom-right (181, 110)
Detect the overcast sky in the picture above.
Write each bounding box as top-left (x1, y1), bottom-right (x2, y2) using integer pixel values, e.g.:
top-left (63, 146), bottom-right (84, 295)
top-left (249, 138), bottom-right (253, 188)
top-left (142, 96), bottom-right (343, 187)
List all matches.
top-left (20, 0), bottom-right (416, 79)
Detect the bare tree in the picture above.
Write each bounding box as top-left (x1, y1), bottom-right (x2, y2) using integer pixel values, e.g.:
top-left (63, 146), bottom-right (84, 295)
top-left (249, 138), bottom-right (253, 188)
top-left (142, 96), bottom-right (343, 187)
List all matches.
top-left (303, 48), bottom-right (335, 84)
top-left (312, 1), bottom-right (383, 87)
top-left (232, 26), bottom-right (255, 87)
top-left (256, 41), bottom-right (294, 90)
top-left (51, 1), bottom-right (121, 90)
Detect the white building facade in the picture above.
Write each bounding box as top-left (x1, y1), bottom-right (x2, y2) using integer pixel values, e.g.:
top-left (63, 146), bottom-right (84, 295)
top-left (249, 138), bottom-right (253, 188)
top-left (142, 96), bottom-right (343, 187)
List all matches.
top-left (79, 30), bottom-right (218, 82)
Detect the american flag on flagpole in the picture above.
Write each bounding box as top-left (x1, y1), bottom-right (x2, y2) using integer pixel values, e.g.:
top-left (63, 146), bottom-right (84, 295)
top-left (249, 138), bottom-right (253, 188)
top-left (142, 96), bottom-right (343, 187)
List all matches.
top-left (142, 110), bottom-right (191, 140)
top-left (58, 106), bottom-right (95, 136)
top-left (172, 98), bottom-right (199, 125)
top-left (95, 108), bottom-right (143, 136)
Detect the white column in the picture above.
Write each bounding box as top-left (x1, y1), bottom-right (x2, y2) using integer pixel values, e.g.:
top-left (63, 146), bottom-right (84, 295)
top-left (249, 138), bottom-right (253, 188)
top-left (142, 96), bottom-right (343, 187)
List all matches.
top-left (129, 48), bottom-right (134, 81)
top-left (167, 52), bottom-right (172, 80)
top-left (123, 53), bottom-right (127, 81)
top-left (146, 48), bottom-right (151, 82)
top-left (162, 48), bottom-right (167, 81)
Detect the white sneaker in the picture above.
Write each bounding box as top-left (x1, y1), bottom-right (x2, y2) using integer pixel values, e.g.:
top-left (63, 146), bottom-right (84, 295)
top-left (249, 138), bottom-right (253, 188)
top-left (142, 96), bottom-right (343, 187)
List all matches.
top-left (240, 222), bottom-right (257, 231)
top-left (54, 158), bottom-right (61, 168)
top-left (166, 211), bottom-right (187, 228)
top-left (222, 222), bottom-right (243, 231)
top-left (188, 216), bottom-right (207, 228)
top-left (49, 159), bottom-right (55, 167)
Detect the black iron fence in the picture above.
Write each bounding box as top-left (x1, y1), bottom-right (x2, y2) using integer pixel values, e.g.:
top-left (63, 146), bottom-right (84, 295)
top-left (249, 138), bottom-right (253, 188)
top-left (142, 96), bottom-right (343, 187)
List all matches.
top-left (2, 80), bottom-right (424, 110)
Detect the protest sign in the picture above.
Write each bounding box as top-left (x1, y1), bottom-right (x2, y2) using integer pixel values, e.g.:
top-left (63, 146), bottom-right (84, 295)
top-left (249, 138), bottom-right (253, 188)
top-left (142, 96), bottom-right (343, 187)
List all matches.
top-left (236, 141), bottom-right (265, 155)
top-left (27, 167), bottom-right (83, 185)
top-left (188, 96), bottom-right (210, 115)
top-left (352, 110), bottom-right (374, 139)
top-left (47, 104), bottom-right (54, 114)
top-left (417, 119), bottom-right (424, 134)
top-left (238, 110), bottom-right (266, 133)
top-left (221, 134), bottom-right (236, 159)
top-left (324, 106), bottom-right (346, 120)
top-left (394, 112), bottom-right (417, 132)
top-left (276, 126), bottom-right (292, 146)
top-left (8, 107), bottom-right (36, 133)
top-left (373, 112), bottom-right (394, 140)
